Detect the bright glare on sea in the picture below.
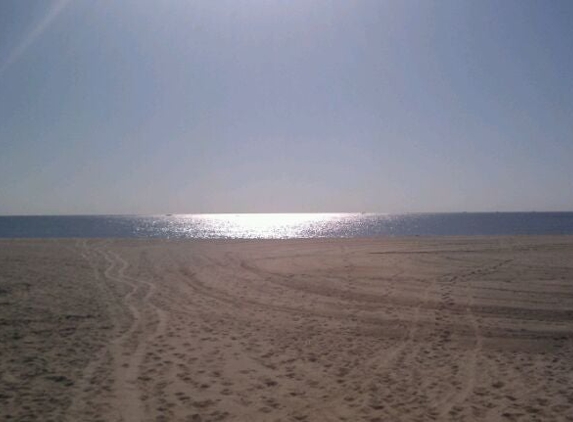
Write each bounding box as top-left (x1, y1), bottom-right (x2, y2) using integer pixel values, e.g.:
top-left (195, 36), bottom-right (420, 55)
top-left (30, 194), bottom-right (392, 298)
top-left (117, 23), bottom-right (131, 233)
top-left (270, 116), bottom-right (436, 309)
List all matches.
top-left (179, 213), bottom-right (343, 238)
top-left (1, 212), bottom-right (573, 238)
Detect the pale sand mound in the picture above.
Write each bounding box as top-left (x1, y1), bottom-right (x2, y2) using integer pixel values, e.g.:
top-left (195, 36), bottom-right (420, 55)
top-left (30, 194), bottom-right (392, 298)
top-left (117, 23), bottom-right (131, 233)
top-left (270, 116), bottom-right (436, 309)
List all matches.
top-left (1, 237), bottom-right (573, 422)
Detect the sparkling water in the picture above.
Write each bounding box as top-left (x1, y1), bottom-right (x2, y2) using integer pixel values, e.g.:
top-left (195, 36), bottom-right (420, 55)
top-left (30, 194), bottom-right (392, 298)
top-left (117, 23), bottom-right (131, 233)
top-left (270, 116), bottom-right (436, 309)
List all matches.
top-left (1, 213), bottom-right (573, 239)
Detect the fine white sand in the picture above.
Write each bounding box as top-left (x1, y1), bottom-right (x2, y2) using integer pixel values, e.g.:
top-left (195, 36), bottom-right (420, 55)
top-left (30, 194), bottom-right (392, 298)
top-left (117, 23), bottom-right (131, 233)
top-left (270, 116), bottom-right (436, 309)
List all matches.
top-left (1, 237), bottom-right (573, 421)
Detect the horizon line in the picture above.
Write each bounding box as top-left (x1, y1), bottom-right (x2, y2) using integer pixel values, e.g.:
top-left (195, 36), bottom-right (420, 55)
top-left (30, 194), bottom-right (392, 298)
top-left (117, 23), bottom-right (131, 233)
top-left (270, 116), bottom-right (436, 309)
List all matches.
top-left (1, 210), bottom-right (573, 218)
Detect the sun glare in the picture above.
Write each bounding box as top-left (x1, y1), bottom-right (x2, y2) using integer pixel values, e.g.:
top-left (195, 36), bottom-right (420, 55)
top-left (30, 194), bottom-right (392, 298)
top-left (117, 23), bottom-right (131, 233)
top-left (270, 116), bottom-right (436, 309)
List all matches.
top-left (190, 213), bottom-right (346, 238)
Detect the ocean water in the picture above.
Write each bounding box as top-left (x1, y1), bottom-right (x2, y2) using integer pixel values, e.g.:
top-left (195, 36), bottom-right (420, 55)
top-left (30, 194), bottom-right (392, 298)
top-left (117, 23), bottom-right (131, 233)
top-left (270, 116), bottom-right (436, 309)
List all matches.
top-left (0, 213), bottom-right (573, 239)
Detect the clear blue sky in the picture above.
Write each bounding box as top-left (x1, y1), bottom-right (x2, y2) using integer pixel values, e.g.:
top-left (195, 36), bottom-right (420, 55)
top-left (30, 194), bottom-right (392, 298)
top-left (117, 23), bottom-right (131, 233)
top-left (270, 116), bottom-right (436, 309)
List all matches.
top-left (1, 0), bottom-right (572, 215)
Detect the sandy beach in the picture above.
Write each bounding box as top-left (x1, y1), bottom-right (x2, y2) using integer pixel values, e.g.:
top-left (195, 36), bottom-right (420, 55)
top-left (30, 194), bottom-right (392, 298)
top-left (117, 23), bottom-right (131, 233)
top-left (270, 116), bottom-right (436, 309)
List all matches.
top-left (1, 237), bottom-right (573, 422)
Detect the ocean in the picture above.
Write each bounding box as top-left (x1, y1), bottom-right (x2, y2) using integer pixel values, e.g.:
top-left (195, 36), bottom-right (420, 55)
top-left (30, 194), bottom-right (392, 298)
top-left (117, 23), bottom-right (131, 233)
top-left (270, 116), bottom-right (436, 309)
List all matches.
top-left (1, 213), bottom-right (573, 239)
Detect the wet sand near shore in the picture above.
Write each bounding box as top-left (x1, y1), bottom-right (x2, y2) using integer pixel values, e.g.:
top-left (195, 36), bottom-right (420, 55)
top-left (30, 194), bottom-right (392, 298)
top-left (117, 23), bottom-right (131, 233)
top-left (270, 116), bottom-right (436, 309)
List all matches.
top-left (1, 237), bottom-right (573, 421)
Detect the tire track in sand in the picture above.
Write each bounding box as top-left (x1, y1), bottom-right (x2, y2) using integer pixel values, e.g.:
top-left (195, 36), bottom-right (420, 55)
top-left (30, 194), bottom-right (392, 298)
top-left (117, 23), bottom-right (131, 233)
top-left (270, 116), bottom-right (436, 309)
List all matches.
top-left (67, 241), bottom-right (167, 422)
top-left (104, 248), bottom-right (168, 422)
top-left (67, 240), bottom-right (129, 421)
top-left (436, 259), bottom-right (512, 419)
top-left (228, 249), bottom-right (438, 420)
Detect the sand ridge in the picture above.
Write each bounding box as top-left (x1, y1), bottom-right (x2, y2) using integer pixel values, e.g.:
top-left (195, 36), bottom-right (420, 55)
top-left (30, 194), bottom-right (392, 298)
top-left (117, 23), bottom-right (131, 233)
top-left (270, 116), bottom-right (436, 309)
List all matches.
top-left (1, 237), bottom-right (573, 421)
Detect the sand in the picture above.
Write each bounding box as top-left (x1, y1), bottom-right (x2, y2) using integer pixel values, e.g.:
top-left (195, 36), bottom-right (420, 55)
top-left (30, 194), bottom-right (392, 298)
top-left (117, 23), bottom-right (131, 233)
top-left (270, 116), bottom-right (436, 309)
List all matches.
top-left (1, 237), bottom-right (573, 422)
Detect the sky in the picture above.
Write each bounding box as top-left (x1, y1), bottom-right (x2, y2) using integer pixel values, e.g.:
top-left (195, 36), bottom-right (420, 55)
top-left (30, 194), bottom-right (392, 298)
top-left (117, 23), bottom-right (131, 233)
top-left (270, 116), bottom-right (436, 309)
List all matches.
top-left (1, 0), bottom-right (572, 215)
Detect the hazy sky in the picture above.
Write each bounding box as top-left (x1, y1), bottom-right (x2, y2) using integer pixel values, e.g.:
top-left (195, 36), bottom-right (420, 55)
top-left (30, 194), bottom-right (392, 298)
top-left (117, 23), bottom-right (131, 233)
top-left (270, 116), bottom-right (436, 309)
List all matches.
top-left (1, 0), bottom-right (572, 215)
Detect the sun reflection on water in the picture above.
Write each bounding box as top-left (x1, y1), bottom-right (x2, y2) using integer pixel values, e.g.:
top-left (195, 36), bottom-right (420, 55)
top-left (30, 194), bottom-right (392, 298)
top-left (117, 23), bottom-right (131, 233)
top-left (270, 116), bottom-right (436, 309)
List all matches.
top-left (169, 213), bottom-right (354, 239)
